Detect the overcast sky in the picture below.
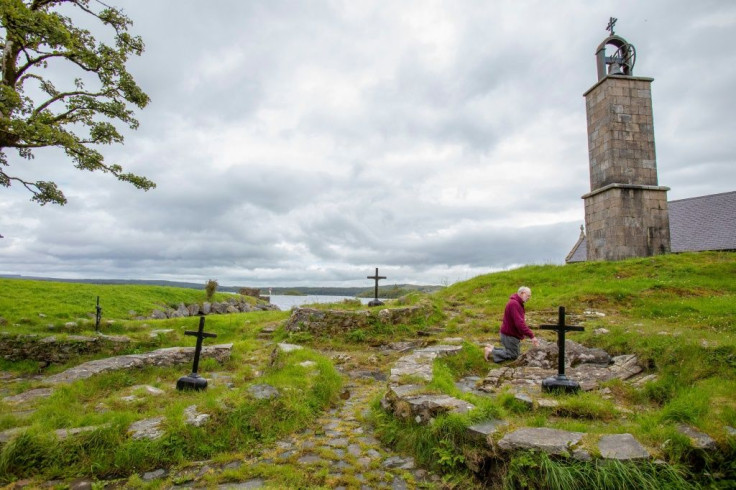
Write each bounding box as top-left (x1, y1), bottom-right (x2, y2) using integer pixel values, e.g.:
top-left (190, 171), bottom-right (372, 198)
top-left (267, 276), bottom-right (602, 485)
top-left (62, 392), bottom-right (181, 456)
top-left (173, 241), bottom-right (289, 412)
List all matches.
top-left (1, 1), bottom-right (734, 288)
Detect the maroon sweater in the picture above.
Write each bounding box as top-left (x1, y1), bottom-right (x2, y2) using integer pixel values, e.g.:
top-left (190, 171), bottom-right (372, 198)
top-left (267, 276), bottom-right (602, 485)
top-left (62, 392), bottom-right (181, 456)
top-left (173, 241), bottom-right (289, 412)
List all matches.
top-left (500, 293), bottom-right (535, 340)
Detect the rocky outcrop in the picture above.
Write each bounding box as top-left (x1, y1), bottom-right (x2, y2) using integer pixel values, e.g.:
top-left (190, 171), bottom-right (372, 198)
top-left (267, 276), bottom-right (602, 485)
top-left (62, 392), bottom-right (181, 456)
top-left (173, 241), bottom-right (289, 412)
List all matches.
top-left (519, 338), bottom-right (612, 368)
top-left (284, 303), bottom-right (431, 335)
top-left (479, 339), bottom-right (643, 393)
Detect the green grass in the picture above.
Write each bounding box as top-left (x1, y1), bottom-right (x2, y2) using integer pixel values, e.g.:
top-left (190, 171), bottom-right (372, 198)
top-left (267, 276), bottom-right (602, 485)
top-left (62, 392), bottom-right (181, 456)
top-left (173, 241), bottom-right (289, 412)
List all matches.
top-left (0, 344), bottom-right (341, 483)
top-left (369, 251), bottom-right (736, 488)
top-left (503, 452), bottom-right (693, 490)
top-left (0, 279), bottom-right (245, 331)
top-left (1, 251), bottom-right (736, 487)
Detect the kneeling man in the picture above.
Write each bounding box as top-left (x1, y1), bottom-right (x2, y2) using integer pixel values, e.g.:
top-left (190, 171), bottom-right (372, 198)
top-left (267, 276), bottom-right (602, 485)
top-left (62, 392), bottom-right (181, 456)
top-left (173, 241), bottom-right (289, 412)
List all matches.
top-left (485, 286), bottom-right (539, 362)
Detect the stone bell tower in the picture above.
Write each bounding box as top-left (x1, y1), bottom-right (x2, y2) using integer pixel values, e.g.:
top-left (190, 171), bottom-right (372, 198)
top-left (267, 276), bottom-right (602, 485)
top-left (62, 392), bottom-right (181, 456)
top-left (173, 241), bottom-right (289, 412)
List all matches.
top-left (582, 18), bottom-right (670, 261)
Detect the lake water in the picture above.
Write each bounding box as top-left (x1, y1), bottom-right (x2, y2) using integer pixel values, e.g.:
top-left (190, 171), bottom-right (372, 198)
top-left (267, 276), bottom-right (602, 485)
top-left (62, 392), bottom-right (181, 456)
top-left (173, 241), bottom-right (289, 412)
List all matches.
top-left (266, 294), bottom-right (382, 310)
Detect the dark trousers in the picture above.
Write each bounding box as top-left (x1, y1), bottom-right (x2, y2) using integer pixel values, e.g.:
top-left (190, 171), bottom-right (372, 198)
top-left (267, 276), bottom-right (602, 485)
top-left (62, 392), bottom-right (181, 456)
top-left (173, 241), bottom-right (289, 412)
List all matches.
top-left (492, 333), bottom-right (520, 363)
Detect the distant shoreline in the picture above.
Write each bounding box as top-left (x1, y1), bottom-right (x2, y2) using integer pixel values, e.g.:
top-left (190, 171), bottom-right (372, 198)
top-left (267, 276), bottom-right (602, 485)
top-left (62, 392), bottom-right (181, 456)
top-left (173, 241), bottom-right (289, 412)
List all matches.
top-left (0, 274), bottom-right (443, 297)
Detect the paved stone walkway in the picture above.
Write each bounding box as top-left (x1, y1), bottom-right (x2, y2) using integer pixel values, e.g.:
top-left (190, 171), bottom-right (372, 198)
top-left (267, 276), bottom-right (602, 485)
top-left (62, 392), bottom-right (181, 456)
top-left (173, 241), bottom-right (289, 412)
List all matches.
top-left (166, 376), bottom-right (442, 489)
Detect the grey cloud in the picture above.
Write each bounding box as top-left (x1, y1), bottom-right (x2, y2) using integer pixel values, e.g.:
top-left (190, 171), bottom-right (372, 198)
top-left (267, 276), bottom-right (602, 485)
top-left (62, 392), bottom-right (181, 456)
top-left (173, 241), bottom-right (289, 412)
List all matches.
top-left (2, 1), bottom-right (734, 287)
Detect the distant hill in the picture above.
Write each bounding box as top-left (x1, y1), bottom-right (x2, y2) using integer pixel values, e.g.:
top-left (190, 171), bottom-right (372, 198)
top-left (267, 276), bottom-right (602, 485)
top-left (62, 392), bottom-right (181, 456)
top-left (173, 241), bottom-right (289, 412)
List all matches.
top-left (0, 274), bottom-right (442, 297)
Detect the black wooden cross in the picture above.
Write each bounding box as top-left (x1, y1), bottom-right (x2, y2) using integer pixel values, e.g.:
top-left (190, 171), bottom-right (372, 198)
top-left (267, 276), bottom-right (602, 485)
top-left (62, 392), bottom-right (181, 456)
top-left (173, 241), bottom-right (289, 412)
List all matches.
top-left (176, 315), bottom-right (217, 391)
top-left (367, 267), bottom-right (386, 306)
top-left (95, 296), bottom-right (102, 332)
top-left (540, 306), bottom-right (585, 393)
top-left (606, 16), bottom-right (617, 36)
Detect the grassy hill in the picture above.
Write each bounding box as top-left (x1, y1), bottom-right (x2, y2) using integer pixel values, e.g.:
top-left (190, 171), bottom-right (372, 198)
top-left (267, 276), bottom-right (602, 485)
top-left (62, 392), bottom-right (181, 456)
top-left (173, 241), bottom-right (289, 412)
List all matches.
top-left (0, 280), bottom-right (241, 331)
top-left (0, 251), bottom-right (734, 487)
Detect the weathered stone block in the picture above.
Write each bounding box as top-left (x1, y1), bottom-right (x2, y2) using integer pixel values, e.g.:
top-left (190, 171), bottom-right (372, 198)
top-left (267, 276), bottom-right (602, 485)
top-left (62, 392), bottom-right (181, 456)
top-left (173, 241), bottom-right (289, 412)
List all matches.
top-left (498, 428), bottom-right (584, 456)
top-left (598, 433), bottom-right (649, 460)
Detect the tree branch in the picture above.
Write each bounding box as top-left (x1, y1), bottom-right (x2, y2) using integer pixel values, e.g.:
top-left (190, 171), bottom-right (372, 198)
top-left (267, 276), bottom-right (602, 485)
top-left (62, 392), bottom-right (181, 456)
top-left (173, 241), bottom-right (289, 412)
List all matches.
top-left (15, 52), bottom-right (64, 80)
top-left (33, 89), bottom-right (108, 115)
top-left (0, 168), bottom-right (67, 205)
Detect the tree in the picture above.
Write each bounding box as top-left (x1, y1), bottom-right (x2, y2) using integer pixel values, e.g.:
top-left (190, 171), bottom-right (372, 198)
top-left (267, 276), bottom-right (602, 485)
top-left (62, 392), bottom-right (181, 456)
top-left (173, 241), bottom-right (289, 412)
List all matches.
top-left (205, 279), bottom-right (218, 301)
top-left (0, 0), bottom-right (155, 206)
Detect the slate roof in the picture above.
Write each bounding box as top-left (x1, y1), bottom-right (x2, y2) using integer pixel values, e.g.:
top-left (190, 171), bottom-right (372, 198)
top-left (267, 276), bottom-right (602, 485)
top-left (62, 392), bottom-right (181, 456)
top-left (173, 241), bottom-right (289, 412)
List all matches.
top-left (566, 191), bottom-right (736, 262)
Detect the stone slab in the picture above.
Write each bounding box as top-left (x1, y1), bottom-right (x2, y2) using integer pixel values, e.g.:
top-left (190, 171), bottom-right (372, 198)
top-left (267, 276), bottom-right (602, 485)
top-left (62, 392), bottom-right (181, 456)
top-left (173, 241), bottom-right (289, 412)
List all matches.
top-left (498, 428), bottom-right (584, 456)
top-left (3, 387), bottom-right (53, 404)
top-left (276, 343), bottom-right (303, 353)
top-left (128, 416), bottom-right (165, 441)
top-left (45, 344), bottom-right (232, 384)
top-left (467, 419), bottom-right (508, 443)
top-left (598, 433), bottom-right (649, 460)
top-left (677, 424), bottom-right (717, 451)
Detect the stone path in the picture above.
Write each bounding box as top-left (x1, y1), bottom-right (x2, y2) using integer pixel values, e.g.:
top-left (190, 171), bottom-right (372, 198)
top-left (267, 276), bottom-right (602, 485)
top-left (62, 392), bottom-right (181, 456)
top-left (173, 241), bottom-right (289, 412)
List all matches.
top-left (157, 376), bottom-right (443, 489)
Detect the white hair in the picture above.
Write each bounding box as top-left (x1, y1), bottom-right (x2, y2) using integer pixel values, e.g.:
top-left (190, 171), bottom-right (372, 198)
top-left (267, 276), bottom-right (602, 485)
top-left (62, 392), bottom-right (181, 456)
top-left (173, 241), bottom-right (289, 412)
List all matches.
top-left (518, 286), bottom-right (531, 295)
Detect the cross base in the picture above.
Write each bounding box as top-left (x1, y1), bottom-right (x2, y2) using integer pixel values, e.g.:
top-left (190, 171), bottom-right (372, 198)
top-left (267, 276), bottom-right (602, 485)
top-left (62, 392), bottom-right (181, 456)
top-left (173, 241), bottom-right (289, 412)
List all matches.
top-left (177, 373), bottom-right (208, 391)
top-left (368, 299), bottom-right (384, 307)
top-left (542, 375), bottom-right (580, 394)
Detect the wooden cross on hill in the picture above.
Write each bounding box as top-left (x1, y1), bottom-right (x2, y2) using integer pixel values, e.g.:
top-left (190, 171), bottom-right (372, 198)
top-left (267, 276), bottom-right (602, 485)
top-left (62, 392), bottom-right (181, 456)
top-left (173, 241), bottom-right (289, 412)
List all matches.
top-left (367, 267), bottom-right (386, 306)
top-left (540, 306), bottom-right (584, 393)
top-left (176, 315), bottom-right (217, 391)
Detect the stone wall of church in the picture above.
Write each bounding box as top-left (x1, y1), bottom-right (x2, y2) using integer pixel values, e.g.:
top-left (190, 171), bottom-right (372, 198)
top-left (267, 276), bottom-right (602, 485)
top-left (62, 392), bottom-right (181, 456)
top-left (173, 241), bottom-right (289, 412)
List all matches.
top-left (584, 76), bottom-right (658, 191)
top-left (584, 185), bottom-right (671, 261)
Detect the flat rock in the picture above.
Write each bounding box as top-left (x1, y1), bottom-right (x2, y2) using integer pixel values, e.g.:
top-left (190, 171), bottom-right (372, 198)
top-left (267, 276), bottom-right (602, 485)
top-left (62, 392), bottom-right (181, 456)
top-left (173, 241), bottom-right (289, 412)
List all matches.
top-left (130, 384), bottom-right (165, 395)
top-left (389, 345), bottom-right (462, 383)
top-left (142, 468), bottom-right (167, 481)
top-left (536, 399), bottom-right (559, 408)
top-left (677, 424), bottom-right (717, 451)
top-left (183, 405), bottom-right (210, 427)
top-left (3, 387), bottom-right (53, 404)
top-left (598, 433), bottom-right (649, 460)
top-left (0, 427), bottom-right (28, 444)
top-left (276, 343), bottom-right (303, 353)
top-left (248, 384), bottom-right (280, 400)
top-left (514, 392), bottom-right (533, 407)
top-left (128, 416), bottom-right (165, 440)
top-left (414, 345), bottom-right (463, 356)
top-left (498, 428), bottom-right (584, 456)
top-left (217, 479), bottom-right (265, 489)
top-left (404, 394), bottom-right (475, 423)
top-left (382, 456), bottom-right (416, 470)
top-left (467, 419), bottom-right (508, 443)
top-left (45, 344), bottom-right (232, 384)
top-left (297, 454), bottom-right (322, 464)
top-left (455, 376), bottom-right (483, 394)
top-left (386, 384), bottom-right (425, 399)
top-left (573, 448), bottom-right (592, 461)
top-left (54, 425), bottom-right (103, 440)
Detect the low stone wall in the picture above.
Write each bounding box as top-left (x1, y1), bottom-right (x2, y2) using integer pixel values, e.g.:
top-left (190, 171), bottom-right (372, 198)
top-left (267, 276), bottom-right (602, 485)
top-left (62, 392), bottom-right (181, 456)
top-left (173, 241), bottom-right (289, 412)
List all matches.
top-left (145, 296), bottom-right (279, 320)
top-left (284, 303), bottom-right (431, 334)
top-left (0, 332), bottom-right (130, 363)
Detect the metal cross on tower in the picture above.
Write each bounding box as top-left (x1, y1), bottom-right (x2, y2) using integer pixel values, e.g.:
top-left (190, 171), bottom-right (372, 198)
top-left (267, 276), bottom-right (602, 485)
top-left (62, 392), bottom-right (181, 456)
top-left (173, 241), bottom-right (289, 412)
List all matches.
top-left (540, 306), bottom-right (585, 393)
top-left (176, 315), bottom-right (217, 391)
top-left (367, 267), bottom-right (386, 306)
top-left (606, 16), bottom-right (617, 36)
